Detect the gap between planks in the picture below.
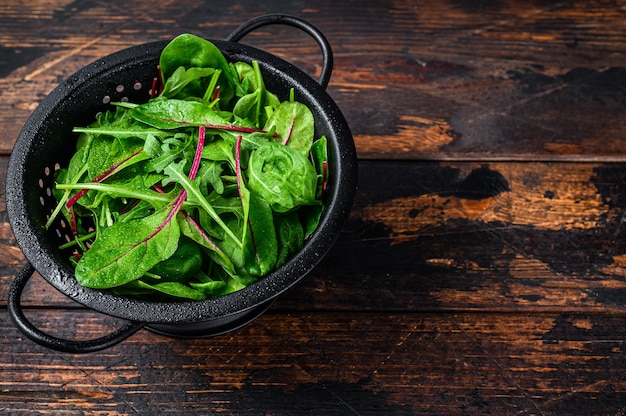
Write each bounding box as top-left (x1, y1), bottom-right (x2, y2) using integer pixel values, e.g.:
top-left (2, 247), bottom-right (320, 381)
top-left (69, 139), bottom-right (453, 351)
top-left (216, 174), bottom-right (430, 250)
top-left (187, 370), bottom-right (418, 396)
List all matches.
top-left (356, 153), bottom-right (626, 163)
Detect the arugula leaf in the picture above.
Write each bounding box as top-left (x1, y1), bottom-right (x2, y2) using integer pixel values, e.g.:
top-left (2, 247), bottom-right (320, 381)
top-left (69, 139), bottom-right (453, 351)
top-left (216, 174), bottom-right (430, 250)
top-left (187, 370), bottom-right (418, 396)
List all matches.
top-left (195, 160), bottom-right (225, 195)
top-left (163, 160), bottom-right (241, 246)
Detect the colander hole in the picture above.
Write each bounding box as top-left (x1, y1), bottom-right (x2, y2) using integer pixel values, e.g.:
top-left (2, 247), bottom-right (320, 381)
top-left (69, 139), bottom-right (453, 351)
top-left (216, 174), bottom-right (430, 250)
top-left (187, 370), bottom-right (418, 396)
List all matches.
top-left (55, 228), bottom-right (62, 238)
top-left (60, 219), bottom-right (66, 229)
top-left (116, 84), bottom-right (124, 93)
top-left (39, 196), bottom-right (45, 206)
top-left (134, 82), bottom-right (142, 90)
top-left (54, 163), bottom-right (61, 171)
top-left (103, 96), bottom-right (111, 104)
top-left (120, 97), bottom-right (129, 102)
top-left (46, 187), bottom-right (52, 197)
top-left (38, 178), bottom-right (44, 188)
top-left (44, 166), bottom-right (51, 176)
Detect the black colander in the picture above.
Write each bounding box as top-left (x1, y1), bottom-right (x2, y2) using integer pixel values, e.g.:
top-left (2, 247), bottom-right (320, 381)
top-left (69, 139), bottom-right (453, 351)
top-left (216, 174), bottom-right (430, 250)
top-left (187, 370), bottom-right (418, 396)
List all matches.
top-left (6, 14), bottom-right (357, 353)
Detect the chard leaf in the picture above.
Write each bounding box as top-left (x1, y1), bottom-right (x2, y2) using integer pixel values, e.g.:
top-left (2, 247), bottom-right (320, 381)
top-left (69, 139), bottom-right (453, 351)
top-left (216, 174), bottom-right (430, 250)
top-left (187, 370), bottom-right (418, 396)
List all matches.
top-left (75, 196), bottom-right (183, 289)
top-left (310, 135), bottom-right (329, 200)
top-left (178, 213), bottom-right (236, 275)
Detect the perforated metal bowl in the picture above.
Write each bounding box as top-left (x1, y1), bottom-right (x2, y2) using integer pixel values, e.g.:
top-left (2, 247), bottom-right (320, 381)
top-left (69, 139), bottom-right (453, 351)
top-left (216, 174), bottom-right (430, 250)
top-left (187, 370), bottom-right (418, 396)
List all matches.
top-left (6, 15), bottom-right (357, 353)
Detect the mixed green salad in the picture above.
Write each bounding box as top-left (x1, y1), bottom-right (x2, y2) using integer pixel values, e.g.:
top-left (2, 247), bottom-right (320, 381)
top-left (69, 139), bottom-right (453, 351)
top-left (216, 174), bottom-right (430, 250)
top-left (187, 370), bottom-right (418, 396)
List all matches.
top-left (47, 34), bottom-right (329, 301)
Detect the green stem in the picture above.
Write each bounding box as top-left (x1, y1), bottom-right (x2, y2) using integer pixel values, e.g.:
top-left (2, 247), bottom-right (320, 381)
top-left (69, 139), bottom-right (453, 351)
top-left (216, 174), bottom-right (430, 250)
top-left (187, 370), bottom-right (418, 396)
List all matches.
top-left (56, 183), bottom-right (172, 205)
top-left (58, 230), bottom-right (97, 250)
top-left (166, 167), bottom-right (242, 247)
top-left (45, 163), bottom-right (89, 229)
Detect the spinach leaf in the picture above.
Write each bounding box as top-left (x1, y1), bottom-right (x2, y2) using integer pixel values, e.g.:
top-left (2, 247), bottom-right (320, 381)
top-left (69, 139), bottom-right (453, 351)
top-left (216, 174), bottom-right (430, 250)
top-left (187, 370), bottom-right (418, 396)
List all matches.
top-left (247, 141), bottom-right (319, 213)
top-left (130, 99), bottom-right (229, 130)
top-left (160, 66), bottom-right (217, 99)
top-left (159, 33), bottom-right (238, 103)
top-left (132, 280), bottom-right (206, 300)
top-left (233, 61), bottom-right (280, 128)
top-left (275, 212), bottom-right (304, 267)
top-left (242, 192), bottom-right (277, 276)
top-left (147, 236), bottom-right (203, 282)
top-left (264, 100), bottom-right (315, 156)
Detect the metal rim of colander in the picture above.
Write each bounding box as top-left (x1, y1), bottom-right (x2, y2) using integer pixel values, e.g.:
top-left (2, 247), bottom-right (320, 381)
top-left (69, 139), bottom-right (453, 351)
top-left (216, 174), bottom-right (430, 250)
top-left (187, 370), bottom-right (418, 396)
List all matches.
top-left (6, 35), bottom-right (357, 325)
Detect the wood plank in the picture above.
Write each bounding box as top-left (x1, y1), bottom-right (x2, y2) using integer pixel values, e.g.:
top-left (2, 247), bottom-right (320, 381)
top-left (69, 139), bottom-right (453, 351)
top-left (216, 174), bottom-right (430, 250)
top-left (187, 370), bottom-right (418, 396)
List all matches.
top-left (2, 0), bottom-right (626, 160)
top-left (285, 160), bottom-right (626, 312)
top-left (2, 309), bottom-right (626, 415)
top-left (3, 1), bottom-right (626, 415)
top-left (4, 159), bottom-right (626, 313)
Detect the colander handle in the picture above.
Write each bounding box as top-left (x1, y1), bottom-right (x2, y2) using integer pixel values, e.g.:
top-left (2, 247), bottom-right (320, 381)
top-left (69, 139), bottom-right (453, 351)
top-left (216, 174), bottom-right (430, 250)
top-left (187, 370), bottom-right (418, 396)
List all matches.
top-left (225, 14), bottom-right (334, 89)
top-left (8, 262), bottom-right (145, 353)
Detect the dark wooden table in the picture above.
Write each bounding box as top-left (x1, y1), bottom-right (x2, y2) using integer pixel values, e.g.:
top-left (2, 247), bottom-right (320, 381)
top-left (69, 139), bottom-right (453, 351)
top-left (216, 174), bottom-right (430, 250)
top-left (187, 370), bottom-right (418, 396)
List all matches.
top-left (3, 0), bottom-right (626, 414)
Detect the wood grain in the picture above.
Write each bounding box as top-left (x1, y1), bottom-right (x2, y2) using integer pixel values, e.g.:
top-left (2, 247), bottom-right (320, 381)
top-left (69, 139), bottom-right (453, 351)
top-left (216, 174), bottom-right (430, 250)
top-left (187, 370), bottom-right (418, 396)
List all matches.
top-left (3, 0), bottom-right (626, 414)
top-left (2, 310), bottom-right (626, 415)
top-left (5, 160), bottom-right (626, 313)
top-left (2, 0), bottom-right (626, 160)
